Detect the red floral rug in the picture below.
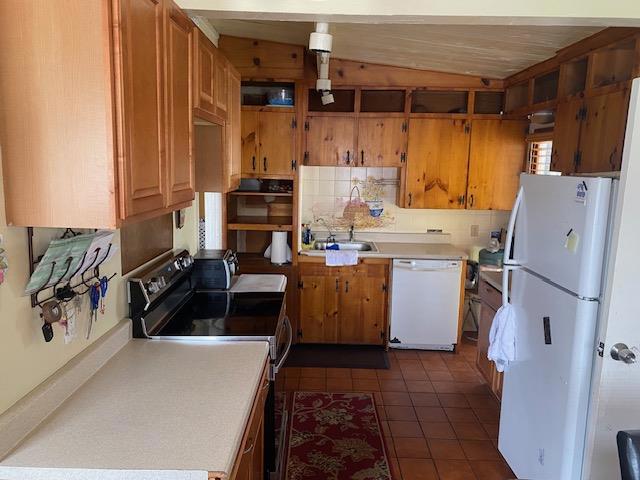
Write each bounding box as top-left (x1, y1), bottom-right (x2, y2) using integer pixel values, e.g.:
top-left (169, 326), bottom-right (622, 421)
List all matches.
top-left (285, 392), bottom-right (391, 480)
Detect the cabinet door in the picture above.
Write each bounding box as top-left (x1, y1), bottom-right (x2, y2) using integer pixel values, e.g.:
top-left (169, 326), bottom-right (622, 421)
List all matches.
top-left (476, 303), bottom-right (495, 386)
top-left (578, 88), bottom-right (630, 173)
top-left (551, 97), bottom-right (582, 174)
top-left (338, 271), bottom-right (387, 345)
top-left (298, 274), bottom-right (339, 343)
top-left (241, 110), bottom-right (259, 175)
top-left (467, 119), bottom-right (526, 210)
top-left (164, 0), bottom-right (194, 207)
top-left (258, 111), bottom-right (295, 175)
top-left (405, 118), bottom-right (470, 209)
top-left (116, 0), bottom-right (166, 218)
top-left (357, 117), bottom-right (406, 167)
top-left (214, 55), bottom-right (228, 117)
top-left (305, 116), bottom-right (356, 166)
top-left (193, 29), bottom-right (216, 116)
top-left (226, 66), bottom-right (242, 190)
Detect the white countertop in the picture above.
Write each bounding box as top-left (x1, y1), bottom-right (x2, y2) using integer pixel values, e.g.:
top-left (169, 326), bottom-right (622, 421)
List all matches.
top-left (0, 340), bottom-right (269, 480)
top-left (300, 242), bottom-right (468, 260)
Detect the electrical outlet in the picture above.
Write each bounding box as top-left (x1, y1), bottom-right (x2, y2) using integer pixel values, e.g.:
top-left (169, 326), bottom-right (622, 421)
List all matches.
top-left (470, 225), bottom-right (479, 237)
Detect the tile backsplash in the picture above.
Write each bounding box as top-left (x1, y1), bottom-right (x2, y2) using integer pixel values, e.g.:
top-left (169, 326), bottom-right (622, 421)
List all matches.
top-left (299, 166), bottom-right (511, 249)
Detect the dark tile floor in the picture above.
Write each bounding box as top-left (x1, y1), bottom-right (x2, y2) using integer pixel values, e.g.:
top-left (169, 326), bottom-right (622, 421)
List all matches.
top-left (282, 338), bottom-right (516, 480)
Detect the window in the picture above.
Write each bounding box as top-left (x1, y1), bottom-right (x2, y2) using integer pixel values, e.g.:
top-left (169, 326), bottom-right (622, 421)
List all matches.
top-left (528, 140), bottom-right (559, 175)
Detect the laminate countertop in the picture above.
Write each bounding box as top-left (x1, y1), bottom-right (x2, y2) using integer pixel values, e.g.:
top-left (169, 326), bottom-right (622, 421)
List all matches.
top-left (300, 242), bottom-right (468, 260)
top-left (0, 340), bottom-right (269, 480)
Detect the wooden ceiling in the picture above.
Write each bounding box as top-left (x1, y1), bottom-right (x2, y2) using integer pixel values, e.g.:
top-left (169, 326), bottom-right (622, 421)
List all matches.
top-left (205, 20), bottom-right (602, 78)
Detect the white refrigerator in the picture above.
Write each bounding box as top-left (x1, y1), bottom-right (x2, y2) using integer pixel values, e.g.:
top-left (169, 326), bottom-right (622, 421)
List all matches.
top-left (499, 173), bottom-right (614, 480)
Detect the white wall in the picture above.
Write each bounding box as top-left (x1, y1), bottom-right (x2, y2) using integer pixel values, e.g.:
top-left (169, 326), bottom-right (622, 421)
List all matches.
top-left (0, 158), bottom-right (199, 415)
top-left (299, 166), bottom-right (510, 250)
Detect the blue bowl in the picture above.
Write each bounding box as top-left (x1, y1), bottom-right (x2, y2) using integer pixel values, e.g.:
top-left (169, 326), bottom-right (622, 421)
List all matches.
top-left (369, 208), bottom-right (384, 217)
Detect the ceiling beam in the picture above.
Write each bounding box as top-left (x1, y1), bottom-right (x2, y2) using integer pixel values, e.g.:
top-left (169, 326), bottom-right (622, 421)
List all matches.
top-left (177, 0), bottom-right (640, 26)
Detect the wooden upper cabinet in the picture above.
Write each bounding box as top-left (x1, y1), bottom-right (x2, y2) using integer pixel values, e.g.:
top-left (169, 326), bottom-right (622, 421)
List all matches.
top-left (215, 56), bottom-right (229, 117)
top-left (226, 65), bottom-right (242, 190)
top-left (467, 119), bottom-right (527, 210)
top-left (164, 0), bottom-right (194, 207)
top-left (241, 111), bottom-right (259, 175)
top-left (578, 88), bottom-right (630, 173)
top-left (404, 118), bottom-right (470, 209)
top-left (258, 111), bottom-right (295, 175)
top-left (116, 0), bottom-right (166, 219)
top-left (193, 29), bottom-right (216, 116)
top-left (305, 116), bottom-right (356, 166)
top-left (357, 117), bottom-right (407, 167)
top-left (552, 97), bottom-right (582, 174)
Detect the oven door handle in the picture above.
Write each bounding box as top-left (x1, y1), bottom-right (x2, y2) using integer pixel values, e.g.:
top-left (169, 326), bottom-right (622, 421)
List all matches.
top-left (272, 316), bottom-right (293, 378)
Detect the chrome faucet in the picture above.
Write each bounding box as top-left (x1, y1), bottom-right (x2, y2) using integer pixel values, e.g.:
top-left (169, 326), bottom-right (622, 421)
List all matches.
top-left (348, 225), bottom-right (355, 242)
top-left (317, 218), bottom-right (336, 244)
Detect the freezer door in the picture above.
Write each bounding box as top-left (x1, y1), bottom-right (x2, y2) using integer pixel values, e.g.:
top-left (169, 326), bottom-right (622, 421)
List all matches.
top-left (514, 174), bottom-right (611, 298)
top-left (499, 269), bottom-right (599, 480)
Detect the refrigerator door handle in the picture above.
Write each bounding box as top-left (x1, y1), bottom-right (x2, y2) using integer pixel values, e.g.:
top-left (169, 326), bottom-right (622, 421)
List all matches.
top-left (503, 186), bottom-right (524, 266)
top-left (502, 265), bottom-right (520, 306)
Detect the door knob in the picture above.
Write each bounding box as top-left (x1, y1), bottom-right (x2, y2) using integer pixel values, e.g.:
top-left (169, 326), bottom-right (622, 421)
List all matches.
top-left (611, 343), bottom-right (637, 364)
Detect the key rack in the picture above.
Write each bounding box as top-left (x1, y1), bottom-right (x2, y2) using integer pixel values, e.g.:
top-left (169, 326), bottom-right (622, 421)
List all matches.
top-left (27, 227), bottom-right (117, 309)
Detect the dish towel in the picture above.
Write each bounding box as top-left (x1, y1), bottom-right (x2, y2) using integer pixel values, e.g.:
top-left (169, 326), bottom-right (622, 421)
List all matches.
top-left (325, 250), bottom-right (358, 267)
top-left (488, 303), bottom-right (516, 372)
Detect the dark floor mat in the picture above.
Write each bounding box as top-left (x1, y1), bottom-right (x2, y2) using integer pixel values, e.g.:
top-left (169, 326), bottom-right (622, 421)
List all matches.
top-left (284, 344), bottom-right (390, 369)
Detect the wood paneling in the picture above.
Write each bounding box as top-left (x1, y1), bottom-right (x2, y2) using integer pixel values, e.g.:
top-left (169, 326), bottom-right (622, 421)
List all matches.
top-left (552, 97), bottom-right (583, 173)
top-left (165, 0), bottom-right (194, 206)
top-left (305, 116), bottom-right (356, 166)
top-left (357, 117), bottom-right (406, 167)
top-left (115, 0), bottom-right (167, 219)
top-left (241, 110), bottom-right (259, 174)
top-left (578, 88), bottom-right (630, 173)
top-left (218, 35), bottom-right (304, 80)
top-left (258, 111), bottom-right (295, 175)
top-left (0, 0), bottom-right (117, 227)
top-left (405, 119), bottom-right (470, 209)
top-left (467, 119), bottom-right (527, 210)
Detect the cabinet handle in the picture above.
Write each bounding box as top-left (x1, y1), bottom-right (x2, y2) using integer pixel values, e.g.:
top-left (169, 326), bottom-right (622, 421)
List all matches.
top-left (469, 194), bottom-right (474, 207)
top-left (335, 279), bottom-right (339, 292)
top-left (243, 438), bottom-right (256, 455)
top-left (408, 192), bottom-right (412, 207)
top-left (263, 157), bottom-right (267, 171)
top-left (252, 156), bottom-right (256, 171)
top-left (360, 150), bottom-right (364, 166)
top-left (345, 280), bottom-right (349, 293)
top-left (346, 150), bottom-right (351, 165)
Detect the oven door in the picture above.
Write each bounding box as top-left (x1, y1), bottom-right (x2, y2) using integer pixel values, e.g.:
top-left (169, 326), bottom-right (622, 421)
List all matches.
top-left (271, 315), bottom-right (292, 380)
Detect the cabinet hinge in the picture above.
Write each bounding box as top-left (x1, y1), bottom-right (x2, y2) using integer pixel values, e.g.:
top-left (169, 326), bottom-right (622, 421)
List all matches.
top-left (297, 280), bottom-right (303, 289)
top-left (400, 152), bottom-right (406, 163)
top-left (291, 159), bottom-right (297, 171)
top-left (303, 151), bottom-right (309, 165)
top-left (579, 106), bottom-right (588, 121)
top-left (401, 121), bottom-right (408, 132)
top-left (304, 121), bottom-right (309, 131)
top-left (382, 283), bottom-right (388, 292)
top-left (464, 123), bottom-right (471, 134)
top-left (574, 150), bottom-right (582, 168)
top-left (291, 119), bottom-right (297, 129)
top-left (597, 341), bottom-right (605, 357)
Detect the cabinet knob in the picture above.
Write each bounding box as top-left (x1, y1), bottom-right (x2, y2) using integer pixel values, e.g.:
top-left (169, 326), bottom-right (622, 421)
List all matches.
top-left (408, 192), bottom-right (412, 207)
top-left (252, 156), bottom-right (256, 171)
top-left (360, 150), bottom-right (364, 166)
top-left (346, 150), bottom-right (351, 165)
top-left (263, 157), bottom-right (267, 171)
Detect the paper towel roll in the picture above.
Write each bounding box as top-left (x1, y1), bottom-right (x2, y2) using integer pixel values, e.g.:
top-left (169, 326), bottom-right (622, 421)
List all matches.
top-left (270, 231), bottom-right (289, 265)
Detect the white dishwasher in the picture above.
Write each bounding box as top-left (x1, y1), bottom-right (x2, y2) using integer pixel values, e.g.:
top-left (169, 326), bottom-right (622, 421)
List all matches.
top-left (389, 258), bottom-right (462, 351)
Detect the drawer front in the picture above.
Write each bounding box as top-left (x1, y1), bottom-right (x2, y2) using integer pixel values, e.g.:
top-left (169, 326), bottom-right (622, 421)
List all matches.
top-left (479, 279), bottom-right (502, 311)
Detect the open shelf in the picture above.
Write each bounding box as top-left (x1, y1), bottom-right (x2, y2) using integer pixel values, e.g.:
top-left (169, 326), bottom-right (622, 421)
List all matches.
top-left (474, 91), bottom-right (504, 114)
top-left (227, 216), bottom-right (293, 231)
top-left (308, 89), bottom-right (355, 112)
top-left (505, 81), bottom-right (529, 112)
top-left (360, 90), bottom-right (406, 112)
top-left (533, 69), bottom-right (559, 105)
top-left (590, 38), bottom-right (637, 88)
top-left (411, 90), bottom-right (468, 113)
top-left (229, 191), bottom-right (293, 197)
top-left (235, 252), bottom-right (293, 272)
top-left (241, 81), bottom-right (295, 107)
top-left (560, 57), bottom-right (588, 97)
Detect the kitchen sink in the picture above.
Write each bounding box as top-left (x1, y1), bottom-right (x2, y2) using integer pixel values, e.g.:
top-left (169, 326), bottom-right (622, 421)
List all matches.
top-left (312, 240), bottom-right (377, 252)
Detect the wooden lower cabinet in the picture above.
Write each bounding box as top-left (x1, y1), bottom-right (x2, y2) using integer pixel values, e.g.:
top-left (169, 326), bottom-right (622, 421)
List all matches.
top-left (298, 260), bottom-right (389, 345)
top-left (476, 278), bottom-right (503, 400)
top-left (228, 363), bottom-right (269, 480)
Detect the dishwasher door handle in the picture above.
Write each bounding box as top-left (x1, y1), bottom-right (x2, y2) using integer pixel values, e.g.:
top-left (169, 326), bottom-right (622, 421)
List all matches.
top-left (394, 260), bottom-right (461, 272)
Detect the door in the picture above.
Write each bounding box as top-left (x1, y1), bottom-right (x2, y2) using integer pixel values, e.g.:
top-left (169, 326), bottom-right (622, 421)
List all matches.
top-left (115, 0), bottom-right (166, 218)
top-left (226, 66), bottom-right (241, 190)
top-left (552, 97), bottom-right (582, 174)
top-left (164, 0), bottom-right (194, 207)
top-left (258, 111), bottom-right (295, 176)
top-left (512, 174), bottom-right (612, 298)
top-left (305, 116), bottom-right (356, 166)
top-left (357, 117), bottom-right (406, 167)
top-left (241, 110), bottom-right (259, 175)
top-left (583, 78), bottom-right (640, 480)
top-left (193, 29), bottom-right (216, 116)
top-left (578, 88), bottom-right (630, 173)
top-left (405, 118), bottom-right (470, 209)
top-left (499, 268), bottom-right (599, 480)
top-left (298, 274), bottom-right (339, 343)
top-left (467, 119), bottom-right (527, 210)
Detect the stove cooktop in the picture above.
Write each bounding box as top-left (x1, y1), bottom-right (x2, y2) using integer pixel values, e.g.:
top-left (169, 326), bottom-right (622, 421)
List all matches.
top-left (152, 291), bottom-right (285, 338)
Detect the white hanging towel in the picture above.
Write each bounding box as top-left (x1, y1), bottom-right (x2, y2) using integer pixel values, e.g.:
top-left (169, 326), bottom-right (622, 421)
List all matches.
top-left (487, 303), bottom-right (516, 372)
top-left (325, 250), bottom-right (358, 267)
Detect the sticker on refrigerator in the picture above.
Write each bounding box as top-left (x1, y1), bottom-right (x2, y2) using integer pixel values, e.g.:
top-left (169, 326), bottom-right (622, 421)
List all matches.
top-left (575, 181), bottom-right (587, 204)
top-left (564, 229), bottom-right (580, 253)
